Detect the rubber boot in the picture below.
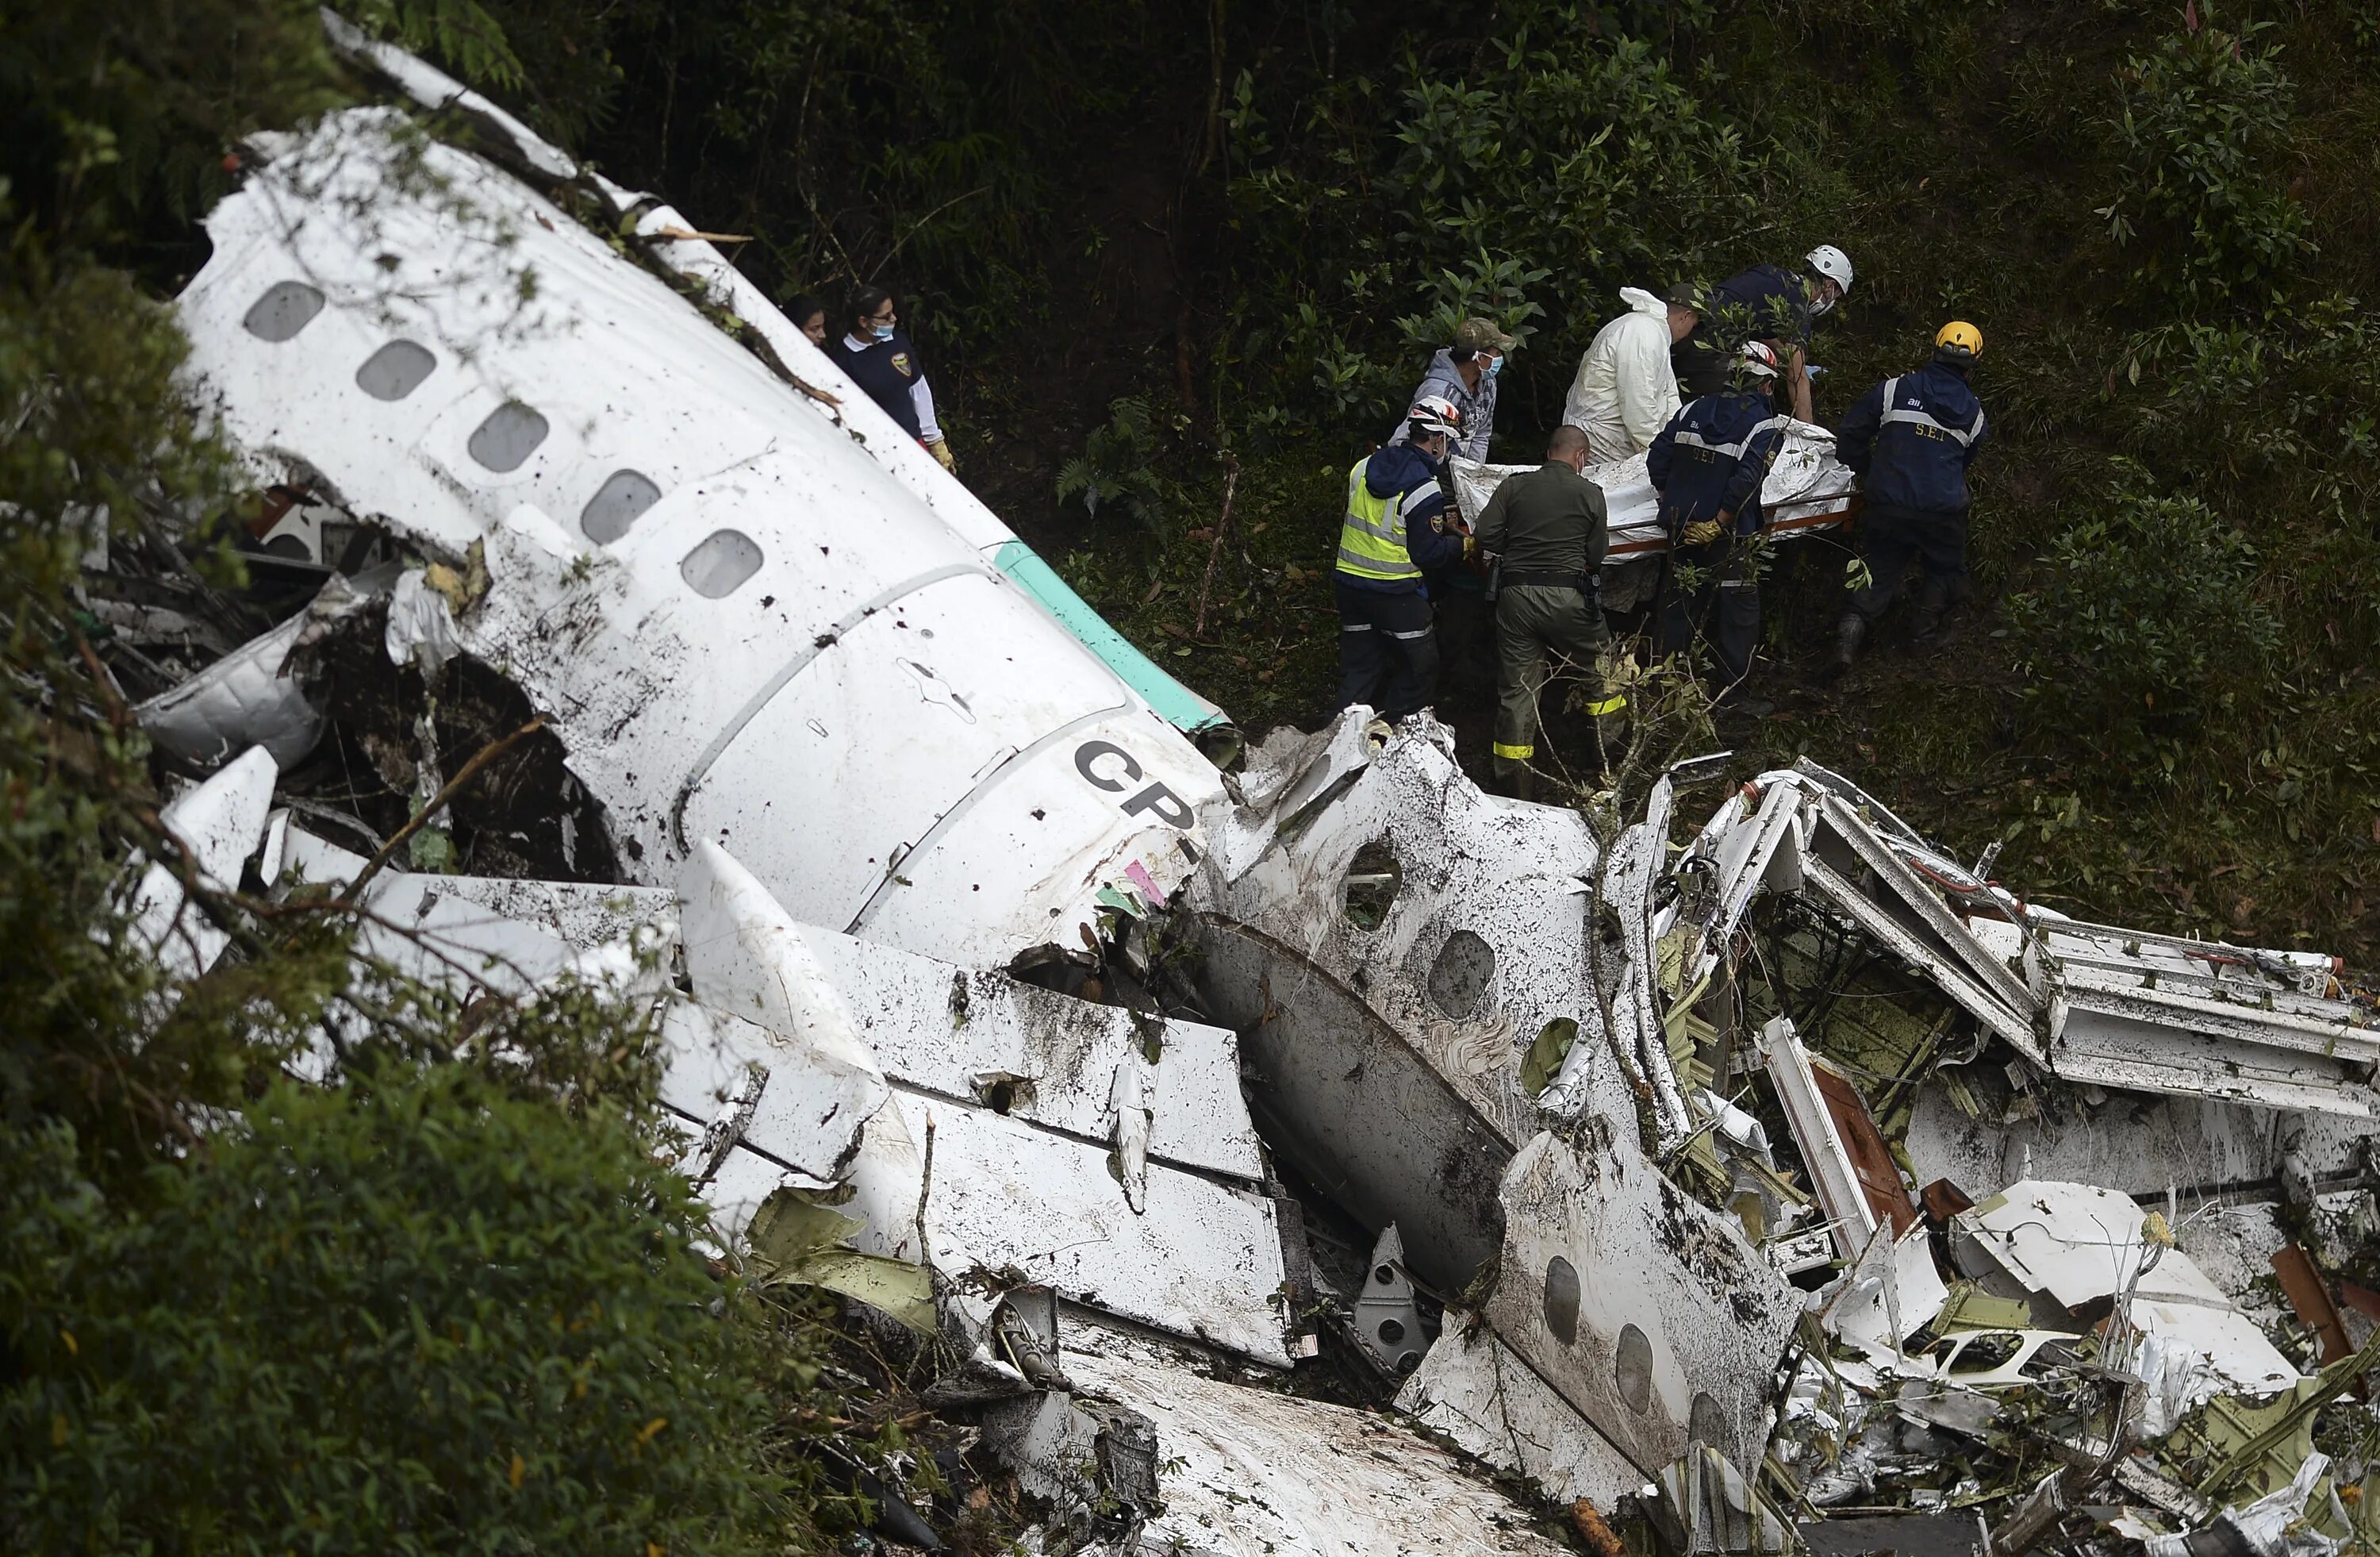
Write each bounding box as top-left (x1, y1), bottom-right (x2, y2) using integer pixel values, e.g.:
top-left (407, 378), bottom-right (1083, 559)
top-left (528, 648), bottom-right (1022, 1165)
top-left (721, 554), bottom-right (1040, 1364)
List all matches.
top-left (1910, 580), bottom-right (1951, 645)
top-left (1831, 611), bottom-right (1868, 676)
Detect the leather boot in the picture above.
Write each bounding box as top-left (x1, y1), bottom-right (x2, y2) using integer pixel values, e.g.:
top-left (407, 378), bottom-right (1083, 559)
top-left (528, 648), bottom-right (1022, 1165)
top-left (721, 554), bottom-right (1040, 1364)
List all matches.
top-left (1832, 611), bottom-right (1868, 675)
top-left (1508, 765), bottom-right (1535, 803)
top-left (1911, 582), bottom-right (1950, 645)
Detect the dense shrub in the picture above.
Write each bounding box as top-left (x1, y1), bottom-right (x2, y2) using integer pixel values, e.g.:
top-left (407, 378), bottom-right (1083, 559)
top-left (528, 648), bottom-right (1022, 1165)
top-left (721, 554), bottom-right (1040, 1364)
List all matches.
top-left (2005, 471), bottom-right (2278, 776)
top-left (2, 1070), bottom-right (801, 1554)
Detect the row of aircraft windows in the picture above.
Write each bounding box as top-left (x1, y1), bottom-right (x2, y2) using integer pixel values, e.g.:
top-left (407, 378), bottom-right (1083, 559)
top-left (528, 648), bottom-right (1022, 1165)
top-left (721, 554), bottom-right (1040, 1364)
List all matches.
top-left (240, 278), bottom-right (770, 590)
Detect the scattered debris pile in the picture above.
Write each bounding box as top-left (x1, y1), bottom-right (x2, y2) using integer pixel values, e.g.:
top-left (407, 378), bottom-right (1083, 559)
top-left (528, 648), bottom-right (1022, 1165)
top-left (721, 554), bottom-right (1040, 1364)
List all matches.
top-left (97, 16), bottom-right (2380, 1553)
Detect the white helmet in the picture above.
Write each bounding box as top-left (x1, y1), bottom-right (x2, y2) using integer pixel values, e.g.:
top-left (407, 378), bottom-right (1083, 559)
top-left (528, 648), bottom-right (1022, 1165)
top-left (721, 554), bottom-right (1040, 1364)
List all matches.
top-left (1407, 394), bottom-right (1464, 440)
top-left (1806, 244), bottom-right (1854, 295)
top-left (1735, 340), bottom-right (1780, 380)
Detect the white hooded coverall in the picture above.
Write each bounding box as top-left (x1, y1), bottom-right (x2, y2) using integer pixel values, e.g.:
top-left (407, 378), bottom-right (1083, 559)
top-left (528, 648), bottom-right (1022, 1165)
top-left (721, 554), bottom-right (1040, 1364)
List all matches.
top-left (1561, 287), bottom-right (1682, 465)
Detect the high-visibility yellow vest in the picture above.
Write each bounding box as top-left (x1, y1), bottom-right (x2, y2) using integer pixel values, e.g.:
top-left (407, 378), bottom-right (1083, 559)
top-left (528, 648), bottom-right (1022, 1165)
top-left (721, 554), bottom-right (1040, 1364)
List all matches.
top-left (1335, 459), bottom-right (1423, 582)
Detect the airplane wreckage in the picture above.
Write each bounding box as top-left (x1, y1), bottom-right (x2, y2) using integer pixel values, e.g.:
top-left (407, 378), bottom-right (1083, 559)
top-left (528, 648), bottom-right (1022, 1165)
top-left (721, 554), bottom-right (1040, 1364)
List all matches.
top-left (90, 18), bottom-right (2380, 1555)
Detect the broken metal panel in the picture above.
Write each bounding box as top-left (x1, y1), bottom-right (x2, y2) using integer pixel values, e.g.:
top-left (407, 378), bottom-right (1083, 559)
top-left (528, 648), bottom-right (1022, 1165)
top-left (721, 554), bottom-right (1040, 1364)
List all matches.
top-left (1801, 853), bottom-right (2044, 1062)
top-left (1807, 793), bottom-right (2033, 1016)
top-left (790, 932), bottom-right (1269, 1182)
top-left (1812, 1062), bottom-right (1922, 1240)
top-left (901, 1100), bottom-right (1291, 1365)
top-left (1481, 1132), bottom-right (1800, 1482)
top-left (1395, 1310), bottom-right (1646, 1510)
top-left (1900, 1085), bottom-right (2380, 1208)
top-left (1196, 918), bottom-right (1518, 1290)
top-left (1193, 719), bottom-right (1634, 1293)
top-left (1760, 1016), bottom-right (1878, 1259)
top-left (135, 606), bottom-right (324, 769)
top-left (656, 998), bottom-right (879, 1190)
top-left (1955, 1181), bottom-right (2300, 1401)
top-left (677, 840), bottom-right (890, 1114)
top-left (131, 744), bottom-right (282, 978)
top-left (1061, 1317), bottom-right (1576, 1557)
top-left (1353, 1224), bottom-right (1426, 1374)
top-left (407, 874), bottom-right (677, 953)
top-left (2042, 1005), bottom-right (2380, 1118)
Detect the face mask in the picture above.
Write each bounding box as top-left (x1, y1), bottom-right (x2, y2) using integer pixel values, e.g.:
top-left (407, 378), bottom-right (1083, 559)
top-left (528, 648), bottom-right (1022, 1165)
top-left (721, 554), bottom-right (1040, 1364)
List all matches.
top-left (1807, 288), bottom-right (1837, 318)
top-left (870, 323), bottom-right (896, 342)
top-left (1485, 355), bottom-right (1504, 379)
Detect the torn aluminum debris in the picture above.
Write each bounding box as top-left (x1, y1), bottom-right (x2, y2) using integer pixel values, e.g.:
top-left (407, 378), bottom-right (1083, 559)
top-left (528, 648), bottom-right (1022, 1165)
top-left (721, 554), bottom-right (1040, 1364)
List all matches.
top-left (180, 106), bottom-right (1223, 969)
top-left (1688, 763), bottom-right (2380, 1118)
top-left (1192, 712), bottom-right (1796, 1491)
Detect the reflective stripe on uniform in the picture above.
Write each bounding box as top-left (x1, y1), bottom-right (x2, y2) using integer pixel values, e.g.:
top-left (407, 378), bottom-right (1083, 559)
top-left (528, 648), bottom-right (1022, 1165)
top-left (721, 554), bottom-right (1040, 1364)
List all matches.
top-left (1336, 459), bottom-right (1422, 581)
top-left (1341, 621), bottom-right (1375, 632)
top-left (1384, 626), bottom-right (1434, 641)
top-left (1671, 413), bottom-right (1791, 460)
top-left (1879, 376), bottom-right (1986, 447)
top-left (1492, 740), bottom-right (1534, 760)
top-left (1583, 694), bottom-right (1628, 716)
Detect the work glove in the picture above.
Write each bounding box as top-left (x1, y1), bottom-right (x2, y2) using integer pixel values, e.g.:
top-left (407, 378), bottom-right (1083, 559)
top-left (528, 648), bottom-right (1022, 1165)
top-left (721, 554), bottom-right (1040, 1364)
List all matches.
top-left (1679, 519), bottom-right (1725, 548)
top-left (927, 439), bottom-right (957, 475)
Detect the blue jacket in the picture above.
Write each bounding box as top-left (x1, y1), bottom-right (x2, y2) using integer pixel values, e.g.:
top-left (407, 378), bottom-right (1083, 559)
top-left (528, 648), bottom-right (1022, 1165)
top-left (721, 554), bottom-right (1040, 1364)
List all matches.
top-left (1836, 363), bottom-right (1987, 514)
top-left (1708, 264), bottom-right (1816, 348)
top-left (1647, 390), bottom-right (1788, 537)
top-left (1343, 443), bottom-right (1462, 593)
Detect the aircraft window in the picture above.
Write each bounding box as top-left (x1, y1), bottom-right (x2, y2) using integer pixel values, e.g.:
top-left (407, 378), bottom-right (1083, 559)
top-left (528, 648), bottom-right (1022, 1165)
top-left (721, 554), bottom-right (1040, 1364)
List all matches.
top-left (681, 529), bottom-right (763, 598)
top-left (466, 401), bottom-right (549, 472)
top-left (354, 340), bottom-right (436, 401)
top-left (1542, 1256), bottom-right (1580, 1345)
top-left (1614, 1323), bottom-right (1656, 1413)
top-left (242, 281), bottom-right (324, 342)
top-left (581, 470), bottom-right (662, 544)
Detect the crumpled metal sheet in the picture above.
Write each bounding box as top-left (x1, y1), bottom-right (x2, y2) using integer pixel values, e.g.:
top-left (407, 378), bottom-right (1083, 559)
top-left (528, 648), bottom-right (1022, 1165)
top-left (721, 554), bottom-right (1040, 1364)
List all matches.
top-left (1395, 1307), bottom-right (1645, 1509)
top-left (129, 745), bottom-right (282, 978)
top-left (1062, 1317), bottom-right (1576, 1557)
top-left (1481, 1132), bottom-right (1801, 1481)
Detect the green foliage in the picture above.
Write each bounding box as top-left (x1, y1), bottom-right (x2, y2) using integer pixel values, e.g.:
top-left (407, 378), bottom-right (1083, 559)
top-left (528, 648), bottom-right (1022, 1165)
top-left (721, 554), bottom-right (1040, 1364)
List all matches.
top-left (2100, 7), bottom-right (2313, 309)
top-left (352, 0), bottom-right (530, 91)
top-left (1, 1067), bottom-right (808, 1554)
top-left (1057, 397), bottom-right (1191, 544)
top-left (0, 0), bottom-right (339, 241)
top-left (1227, 13), bottom-right (1762, 438)
top-left (2005, 471), bottom-right (2278, 777)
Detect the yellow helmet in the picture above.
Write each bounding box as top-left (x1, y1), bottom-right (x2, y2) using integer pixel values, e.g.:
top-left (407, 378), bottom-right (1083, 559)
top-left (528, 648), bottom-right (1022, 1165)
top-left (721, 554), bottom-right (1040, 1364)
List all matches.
top-left (1935, 320), bottom-right (1984, 359)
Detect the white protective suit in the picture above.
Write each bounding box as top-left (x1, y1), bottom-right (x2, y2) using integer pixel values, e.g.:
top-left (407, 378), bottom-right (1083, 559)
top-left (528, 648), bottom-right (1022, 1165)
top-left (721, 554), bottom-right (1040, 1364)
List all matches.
top-left (1561, 288), bottom-right (1682, 464)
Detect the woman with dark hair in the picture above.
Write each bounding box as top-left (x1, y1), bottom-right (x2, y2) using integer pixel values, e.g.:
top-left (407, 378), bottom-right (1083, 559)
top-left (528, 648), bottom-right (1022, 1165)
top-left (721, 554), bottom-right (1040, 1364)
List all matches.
top-left (788, 293), bottom-right (828, 348)
top-left (827, 285), bottom-right (954, 473)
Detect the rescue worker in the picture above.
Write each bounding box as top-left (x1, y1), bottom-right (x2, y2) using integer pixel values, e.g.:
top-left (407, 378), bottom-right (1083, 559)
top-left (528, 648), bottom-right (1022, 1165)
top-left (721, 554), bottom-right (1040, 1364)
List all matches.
top-left (1649, 341), bottom-right (1790, 693)
top-left (828, 285), bottom-right (958, 473)
top-left (1563, 283), bottom-right (1698, 615)
top-left (1678, 245), bottom-right (1853, 421)
top-left (1336, 396), bottom-right (1468, 721)
top-left (1474, 425), bottom-right (1626, 798)
top-left (1832, 321), bottom-right (1990, 668)
top-left (1387, 317), bottom-right (1513, 463)
top-left (1562, 284), bottom-right (1697, 464)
